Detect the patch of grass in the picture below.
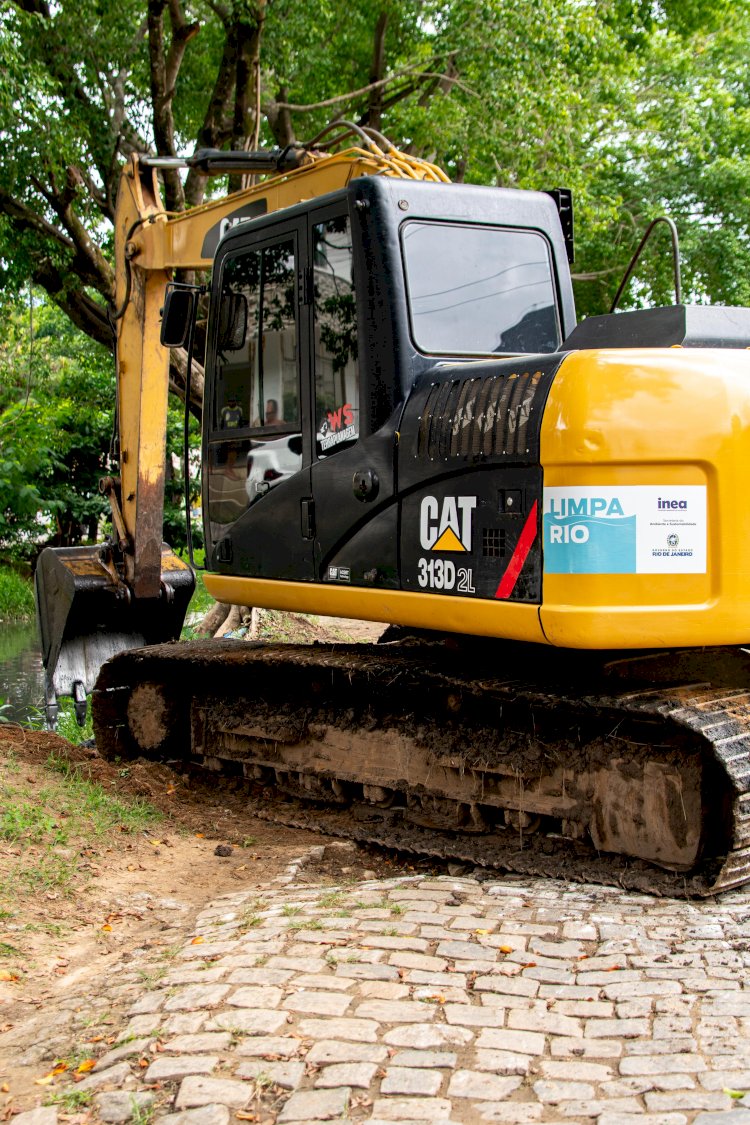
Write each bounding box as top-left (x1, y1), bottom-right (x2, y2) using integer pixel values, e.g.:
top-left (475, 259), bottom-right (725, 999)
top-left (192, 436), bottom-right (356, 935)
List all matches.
top-left (158, 944), bottom-right (182, 961)
top-left (137, 965), bottom-right (167, 988)
top-left (45, 1090), bottom-right (93, 1111)
top-left (3, 852), bottom-right (78, 895)
top-left (0, 567), bottom-right (34, 622)
top-left (130, 1097), bottom-right (155, 1125)
top-left (43, 752), bottom-right (161, 835)
top-left (113, 1032), bottom-right (139, 1047)
top-left (180, 551), bottom-right (214, 640)
top-left (318, 890), bottom-right (347, 909)
top-left (238, 913), bottom-right (262, 932)
top-left (282, 905), bottom-right (301, 917)
top-left (0, 748), bottom-right (162, 908)
top-left (54, 700), bottom-right (95, 745)
top-left (23, 919), bottom-right (67, 938)
top-left (54, 1046), bottom-right (95, 1070)
top-left (241, 835), bottom-right (257, 848)
top-left (0, 799), bottom-right (67, 845)
top-left (389, 903), bottom-right (404, 916)
top-left (286, 917), bottom-right (325, 933)
top-left (0, 941), bottom-right (20, 957)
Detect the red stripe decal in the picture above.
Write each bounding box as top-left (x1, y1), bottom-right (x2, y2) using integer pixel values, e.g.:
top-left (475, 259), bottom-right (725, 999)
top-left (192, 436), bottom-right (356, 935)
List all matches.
top-left (494, 500), bottom-right (539, 600)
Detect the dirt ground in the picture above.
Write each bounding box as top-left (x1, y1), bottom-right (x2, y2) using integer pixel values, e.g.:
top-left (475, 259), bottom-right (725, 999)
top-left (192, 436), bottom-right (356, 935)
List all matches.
top-left (0, 613), bottom-right (434, 1108)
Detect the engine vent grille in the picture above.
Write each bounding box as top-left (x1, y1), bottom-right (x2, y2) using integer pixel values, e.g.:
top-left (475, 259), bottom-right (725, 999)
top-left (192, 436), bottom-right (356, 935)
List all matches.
top-left (417, 369), bottom-right (546, 461)
top-left (482, 528), bottom-right (506, 558)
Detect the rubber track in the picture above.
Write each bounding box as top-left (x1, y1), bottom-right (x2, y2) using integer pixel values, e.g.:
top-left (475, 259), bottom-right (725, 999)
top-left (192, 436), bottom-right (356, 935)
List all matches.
top-left (241, 681), bottom-right (750, 899)
top-left (93, 640), bottom-right (750, 898)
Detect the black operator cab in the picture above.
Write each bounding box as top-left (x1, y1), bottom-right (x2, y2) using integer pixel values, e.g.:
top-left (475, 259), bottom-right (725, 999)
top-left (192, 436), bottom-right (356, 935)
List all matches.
top-left (202, 175), bottom-right (575, 600)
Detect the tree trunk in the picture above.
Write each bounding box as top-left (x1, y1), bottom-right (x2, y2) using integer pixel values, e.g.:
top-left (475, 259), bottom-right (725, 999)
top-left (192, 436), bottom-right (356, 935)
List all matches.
top-left (195, 600), bottom-right (231, 636)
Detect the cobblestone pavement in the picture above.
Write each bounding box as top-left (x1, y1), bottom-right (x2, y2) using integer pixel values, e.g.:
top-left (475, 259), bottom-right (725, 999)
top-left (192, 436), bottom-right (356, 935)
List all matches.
top-left (8, 845), bottom-right (750, 1125)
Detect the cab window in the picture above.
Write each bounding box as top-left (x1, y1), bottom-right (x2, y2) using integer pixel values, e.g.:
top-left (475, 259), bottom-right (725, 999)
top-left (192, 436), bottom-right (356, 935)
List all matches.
top-left (313, 216), bottom-right (359, 457)
top-left (214, 239), bottom-right (299, 433)
top-left (402, 221), bottom-right (560, 356)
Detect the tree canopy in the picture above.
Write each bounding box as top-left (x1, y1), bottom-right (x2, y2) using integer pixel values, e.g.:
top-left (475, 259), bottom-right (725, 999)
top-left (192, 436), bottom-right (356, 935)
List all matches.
top-left (0, 295), bottom-right (197, 556)
top-left (1, 0), bottom-right (747, 340)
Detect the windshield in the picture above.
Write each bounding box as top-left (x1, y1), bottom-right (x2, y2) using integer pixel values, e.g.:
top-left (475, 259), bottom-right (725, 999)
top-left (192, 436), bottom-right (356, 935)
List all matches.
top-left (402, 221), bottom-right (560, 356)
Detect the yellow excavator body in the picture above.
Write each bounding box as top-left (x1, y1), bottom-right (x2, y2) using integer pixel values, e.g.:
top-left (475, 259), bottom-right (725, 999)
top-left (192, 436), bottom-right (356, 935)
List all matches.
top-left (203, 345), bottom-right (750, 651)
top-left (34, 132), bottom-right (750, 893)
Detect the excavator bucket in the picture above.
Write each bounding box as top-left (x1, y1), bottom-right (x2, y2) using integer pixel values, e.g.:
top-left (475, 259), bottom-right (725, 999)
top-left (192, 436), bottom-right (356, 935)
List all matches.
top-left (35, 544), bottom-right (195, 727)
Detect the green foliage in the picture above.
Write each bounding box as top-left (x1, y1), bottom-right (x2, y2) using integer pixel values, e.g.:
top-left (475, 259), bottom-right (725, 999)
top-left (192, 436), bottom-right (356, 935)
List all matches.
top-left (0, 567), bottom-right (34, 622)
top-left (0, 297), bottom-right (112, 556)
top-left (54, 700), bottom-right (95, 745)
top-left (0, 292), bottom-right (199, 557)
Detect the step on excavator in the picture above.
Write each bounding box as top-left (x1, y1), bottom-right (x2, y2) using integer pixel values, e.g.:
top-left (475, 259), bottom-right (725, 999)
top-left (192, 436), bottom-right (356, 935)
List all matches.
top-left (35, 126), bottom-right (750, 895)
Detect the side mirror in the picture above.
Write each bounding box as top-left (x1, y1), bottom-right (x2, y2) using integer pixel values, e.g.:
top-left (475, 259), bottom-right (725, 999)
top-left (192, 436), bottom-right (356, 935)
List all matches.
top-left (161, 285), bottom-right (198, 348)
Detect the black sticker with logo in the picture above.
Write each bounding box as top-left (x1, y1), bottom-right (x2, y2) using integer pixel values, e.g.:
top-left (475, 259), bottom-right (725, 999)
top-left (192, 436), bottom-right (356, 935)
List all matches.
top-left (201, 200), bottom-right (268, 259)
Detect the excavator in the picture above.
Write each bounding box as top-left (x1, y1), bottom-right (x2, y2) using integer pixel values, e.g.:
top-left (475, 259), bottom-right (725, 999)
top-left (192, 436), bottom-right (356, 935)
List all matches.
top-left (34, 127), bottom-right (750, 896)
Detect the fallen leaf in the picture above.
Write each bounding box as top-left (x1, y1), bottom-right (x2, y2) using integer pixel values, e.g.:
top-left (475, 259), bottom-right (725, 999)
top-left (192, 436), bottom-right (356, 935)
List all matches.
top-left (474, 928), bottom-right (491, 935)
top-left (521, 962), bottom-right (537, 969)
top-left (498, 944), bottom-right (514, 954)
top-left (101, 924), bottom-right (113, 932)
top-left (0, 972), bottom-right (18, 983)
top-left (191, 936), bottom-right (205, 945)
top-left (0, 1084), bottom-right (8, 1093)
top-left (194, 832), bottom-right (205, 838)
top-left (166, 786), bottom-right (176, 795)
top-left (75, 1060), bottom-right (95, 1074)
top-left (235, 1113), bottom-right (257, 1121)
top-left (605, 965), bottom-right (623, 972)
top-left (725, 1089), bottom-right (747, 1099)
top-left (33, 1075), bottom-right (55, 1087)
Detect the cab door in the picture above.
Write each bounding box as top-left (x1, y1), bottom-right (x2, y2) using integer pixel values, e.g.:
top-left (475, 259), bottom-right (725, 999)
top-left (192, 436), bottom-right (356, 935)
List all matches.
top-left (205, 219), bottom-right (316, 580)
top-left (308, 206), bottom-right (399, 589)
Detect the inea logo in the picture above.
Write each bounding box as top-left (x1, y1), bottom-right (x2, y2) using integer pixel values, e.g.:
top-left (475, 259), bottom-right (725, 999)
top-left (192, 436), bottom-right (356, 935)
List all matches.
top-left (420, 496), bottom-right (477, 552)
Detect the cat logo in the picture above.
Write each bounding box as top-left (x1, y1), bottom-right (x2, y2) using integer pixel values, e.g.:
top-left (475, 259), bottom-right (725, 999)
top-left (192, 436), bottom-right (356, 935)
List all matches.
top-left (419, 495), bottom-right (477, 552)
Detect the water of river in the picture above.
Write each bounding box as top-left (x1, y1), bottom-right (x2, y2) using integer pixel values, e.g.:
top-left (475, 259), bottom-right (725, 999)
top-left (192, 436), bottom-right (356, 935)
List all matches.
top-left (0, 622), bottom-right (45, 722)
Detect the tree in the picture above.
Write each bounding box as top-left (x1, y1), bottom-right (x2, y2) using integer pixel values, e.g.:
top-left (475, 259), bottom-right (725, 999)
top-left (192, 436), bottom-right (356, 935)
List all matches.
top-left (0, 0), bottom-right (747, 386)
top-left (0, 293), bottom-right (199, 556)
top-left (0, 296), bottom-right (112, 554)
